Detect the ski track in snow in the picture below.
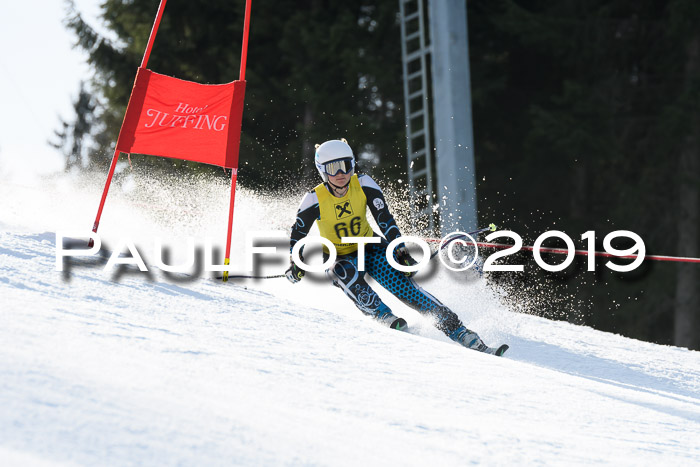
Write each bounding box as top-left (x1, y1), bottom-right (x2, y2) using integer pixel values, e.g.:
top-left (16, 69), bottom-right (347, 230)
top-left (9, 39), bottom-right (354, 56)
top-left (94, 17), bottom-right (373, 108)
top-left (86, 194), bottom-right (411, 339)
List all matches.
top-left (1, 174), bottom-right (699, 466)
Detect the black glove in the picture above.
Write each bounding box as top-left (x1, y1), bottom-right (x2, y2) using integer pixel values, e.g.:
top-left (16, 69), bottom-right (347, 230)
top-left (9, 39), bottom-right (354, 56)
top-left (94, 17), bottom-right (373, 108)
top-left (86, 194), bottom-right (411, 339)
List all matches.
top-left (396, 246), bottom-right (418, 277)
top-left (285, 261), bottom-right (305, 283)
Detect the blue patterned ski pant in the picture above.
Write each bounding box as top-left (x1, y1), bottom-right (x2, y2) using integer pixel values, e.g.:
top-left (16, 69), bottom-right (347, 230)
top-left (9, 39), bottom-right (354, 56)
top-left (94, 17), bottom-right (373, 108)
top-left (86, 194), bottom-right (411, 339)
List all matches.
top-left (326, 240), bottom-right (463, 335)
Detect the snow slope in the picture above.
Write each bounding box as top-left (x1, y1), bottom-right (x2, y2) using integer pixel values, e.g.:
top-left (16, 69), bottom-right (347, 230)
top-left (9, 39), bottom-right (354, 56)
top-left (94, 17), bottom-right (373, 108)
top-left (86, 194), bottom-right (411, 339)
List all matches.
top-left (1, 173), bottom-right (699, 466)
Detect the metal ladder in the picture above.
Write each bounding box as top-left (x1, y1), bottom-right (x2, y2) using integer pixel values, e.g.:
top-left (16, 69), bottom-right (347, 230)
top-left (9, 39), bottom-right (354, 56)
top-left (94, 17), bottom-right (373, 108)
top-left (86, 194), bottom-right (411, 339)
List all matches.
top-left (399, 0), bottom-right (436, 234)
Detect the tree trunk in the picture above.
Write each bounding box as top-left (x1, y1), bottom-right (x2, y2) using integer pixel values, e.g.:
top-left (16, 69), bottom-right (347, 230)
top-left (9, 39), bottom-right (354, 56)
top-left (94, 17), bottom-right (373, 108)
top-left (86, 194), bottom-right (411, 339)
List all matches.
top-left (674, 35), bottom-right (700, 350)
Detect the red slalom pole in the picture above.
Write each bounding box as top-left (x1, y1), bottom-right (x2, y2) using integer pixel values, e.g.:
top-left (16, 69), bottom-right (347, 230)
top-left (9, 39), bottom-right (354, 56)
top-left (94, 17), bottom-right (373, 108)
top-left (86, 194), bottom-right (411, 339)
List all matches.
top-left (239, 0), bottom-right (252, 81)
top-left (222, 0), bottom-right (252, 282)
top-left (88, 0), bottom-right (168, 246)
top-left (223, 169), bottom-right (239, 280)
top-left (88, 148), bottom-right (120, 246)
top-left (141, 0), bottom-right (169, 68)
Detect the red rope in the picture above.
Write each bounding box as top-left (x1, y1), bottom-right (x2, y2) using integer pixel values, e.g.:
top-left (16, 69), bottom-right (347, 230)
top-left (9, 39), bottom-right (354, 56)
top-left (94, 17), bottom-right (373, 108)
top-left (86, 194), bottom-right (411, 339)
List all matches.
top-left (476, 242), bottom-right (700, 264)
top-left (425, 237), bottom-right (700, 264)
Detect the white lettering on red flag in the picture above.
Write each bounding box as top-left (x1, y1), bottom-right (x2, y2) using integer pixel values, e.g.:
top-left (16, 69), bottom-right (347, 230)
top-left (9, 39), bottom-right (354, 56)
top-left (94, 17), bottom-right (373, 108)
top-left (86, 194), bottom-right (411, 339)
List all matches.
top-left (116, 68), bottom-right (246, 169)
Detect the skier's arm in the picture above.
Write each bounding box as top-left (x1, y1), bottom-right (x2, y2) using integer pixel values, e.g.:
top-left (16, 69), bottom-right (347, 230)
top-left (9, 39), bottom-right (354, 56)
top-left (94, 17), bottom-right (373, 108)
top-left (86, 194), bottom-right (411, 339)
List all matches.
top-left (290, 191), bottom-right (320, 255)
top-left (359, 175), bottom-right (402, 243)
top-left (286, 192), bottom-right (320, 283)
top-left (360, 175), bottom-right (418, 276)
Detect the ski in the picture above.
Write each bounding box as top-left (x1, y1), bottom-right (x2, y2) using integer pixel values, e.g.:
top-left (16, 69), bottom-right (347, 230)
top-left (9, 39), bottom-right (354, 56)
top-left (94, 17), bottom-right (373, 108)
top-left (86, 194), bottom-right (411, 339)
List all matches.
top-left (485, 344), bottom-right (509, 357)
top-left (390, 317), bottom-right (408, 331)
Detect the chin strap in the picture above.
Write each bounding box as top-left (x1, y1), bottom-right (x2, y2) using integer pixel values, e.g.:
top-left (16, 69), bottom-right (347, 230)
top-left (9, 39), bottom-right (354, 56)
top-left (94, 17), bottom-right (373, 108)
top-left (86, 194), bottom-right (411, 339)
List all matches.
top-left (327, 177), bottom-right (352, 194)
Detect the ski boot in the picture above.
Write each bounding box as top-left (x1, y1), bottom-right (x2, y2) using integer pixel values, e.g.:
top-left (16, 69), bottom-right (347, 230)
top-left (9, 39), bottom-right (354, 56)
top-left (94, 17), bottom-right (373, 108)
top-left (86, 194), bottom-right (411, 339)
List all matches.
top-left (375, 309), bottom-right (408, 331)
top-left (451, 326), bottom-right (508, 356)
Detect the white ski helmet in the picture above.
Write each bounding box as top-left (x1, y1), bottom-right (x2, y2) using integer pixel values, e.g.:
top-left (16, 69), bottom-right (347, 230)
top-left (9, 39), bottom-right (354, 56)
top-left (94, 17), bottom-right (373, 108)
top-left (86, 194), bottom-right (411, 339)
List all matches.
top-left (314, 138), bottom-right (355, 182)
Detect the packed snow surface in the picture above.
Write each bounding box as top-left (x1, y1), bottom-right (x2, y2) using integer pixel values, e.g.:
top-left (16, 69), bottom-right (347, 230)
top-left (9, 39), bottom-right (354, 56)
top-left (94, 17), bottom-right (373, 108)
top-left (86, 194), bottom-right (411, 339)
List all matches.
top-left (1, 173), bottom-right (699, 466)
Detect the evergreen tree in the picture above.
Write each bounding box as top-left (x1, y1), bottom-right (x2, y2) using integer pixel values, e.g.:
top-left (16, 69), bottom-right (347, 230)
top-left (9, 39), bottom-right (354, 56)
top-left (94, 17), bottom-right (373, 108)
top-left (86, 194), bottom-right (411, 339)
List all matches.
top-left (468, 0), bottom-right (700, 349)
top-left (51, 81), bottom-right (96, 171)
top-left (61, 0), bottom-right (405, 186)
top-left (60, 0), bottom-right (699, 348)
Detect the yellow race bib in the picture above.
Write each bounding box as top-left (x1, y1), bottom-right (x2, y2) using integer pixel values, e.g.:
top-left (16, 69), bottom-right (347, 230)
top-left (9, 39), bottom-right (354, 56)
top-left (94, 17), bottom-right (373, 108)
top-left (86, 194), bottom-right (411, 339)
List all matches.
top-left (314, 174), bottom-right (374, 255)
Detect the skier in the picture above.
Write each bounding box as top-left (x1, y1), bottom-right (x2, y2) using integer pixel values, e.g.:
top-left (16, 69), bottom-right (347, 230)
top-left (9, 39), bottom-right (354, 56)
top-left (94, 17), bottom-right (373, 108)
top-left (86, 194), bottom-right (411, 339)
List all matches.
top-left (285, 139), bottom-right (507, 356)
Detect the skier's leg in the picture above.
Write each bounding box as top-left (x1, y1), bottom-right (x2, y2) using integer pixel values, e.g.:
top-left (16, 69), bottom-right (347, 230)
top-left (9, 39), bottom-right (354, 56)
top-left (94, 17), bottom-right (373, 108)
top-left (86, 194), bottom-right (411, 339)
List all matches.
top-left (326, 253), bottom-right (407, 330)
top-left (364, 242), bottom-right (489, 350)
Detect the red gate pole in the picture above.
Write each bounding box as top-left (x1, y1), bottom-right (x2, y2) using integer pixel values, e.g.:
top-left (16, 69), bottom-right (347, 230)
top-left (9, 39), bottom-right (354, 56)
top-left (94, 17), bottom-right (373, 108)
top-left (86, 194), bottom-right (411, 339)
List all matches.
top-left (88, 0), bottom-right (169, 246)
top-left (222, 168), bottom-right (239, 281)
top-left (239, 0), bottom-right (252, 81)
top-left (140, 0), bottom-right (169, 68)
top-left (223, 0), bottom-right (252, 282)
top-left (88, 148), bottom-right (119, 246)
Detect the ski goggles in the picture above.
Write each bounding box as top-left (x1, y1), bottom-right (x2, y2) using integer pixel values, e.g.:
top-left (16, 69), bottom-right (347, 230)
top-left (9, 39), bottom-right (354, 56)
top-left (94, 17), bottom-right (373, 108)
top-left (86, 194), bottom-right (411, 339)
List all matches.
top-left (323, 158), bottom-right (355, 176)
